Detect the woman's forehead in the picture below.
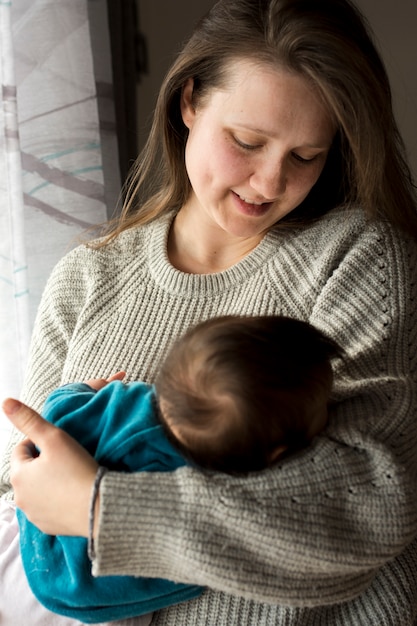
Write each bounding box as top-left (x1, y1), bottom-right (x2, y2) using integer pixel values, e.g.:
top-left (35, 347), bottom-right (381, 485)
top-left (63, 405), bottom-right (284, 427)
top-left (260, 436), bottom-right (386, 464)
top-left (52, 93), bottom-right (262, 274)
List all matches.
top-left (202, 59), bottom-right (335, 145)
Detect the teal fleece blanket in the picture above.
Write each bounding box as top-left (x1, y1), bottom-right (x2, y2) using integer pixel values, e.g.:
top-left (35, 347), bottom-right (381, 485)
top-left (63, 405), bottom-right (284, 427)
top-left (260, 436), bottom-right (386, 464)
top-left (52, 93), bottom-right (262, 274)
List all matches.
top-left (17, 381), bottom-right (203, 623)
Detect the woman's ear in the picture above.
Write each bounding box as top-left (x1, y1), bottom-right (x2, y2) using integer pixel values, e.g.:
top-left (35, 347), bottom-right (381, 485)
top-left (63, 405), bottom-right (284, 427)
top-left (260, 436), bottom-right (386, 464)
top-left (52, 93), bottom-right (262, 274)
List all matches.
top-left (180, 78), bottom-right (196, 129)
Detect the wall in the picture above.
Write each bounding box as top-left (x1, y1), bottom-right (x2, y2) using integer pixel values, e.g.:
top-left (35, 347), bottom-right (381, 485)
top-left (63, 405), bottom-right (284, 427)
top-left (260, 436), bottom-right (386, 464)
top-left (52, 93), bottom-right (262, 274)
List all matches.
top-left (357, 0), bottom-right (417, 179)
top-left (136, 0), bottom-right (417, 179)
top-left (136, 0), bottom-right (213, 152)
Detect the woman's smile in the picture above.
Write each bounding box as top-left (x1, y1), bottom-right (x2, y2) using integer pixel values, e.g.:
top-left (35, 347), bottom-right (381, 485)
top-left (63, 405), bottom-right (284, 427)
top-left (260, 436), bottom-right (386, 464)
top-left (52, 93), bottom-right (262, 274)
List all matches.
top-left (231, 191), bottom-right (275, 218)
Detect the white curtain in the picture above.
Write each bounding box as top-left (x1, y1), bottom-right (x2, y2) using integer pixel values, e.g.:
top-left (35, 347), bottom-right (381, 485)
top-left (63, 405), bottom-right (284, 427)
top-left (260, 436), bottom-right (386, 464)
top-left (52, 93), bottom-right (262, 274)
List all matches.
top-left (0, 0), bottom-right (120, 451)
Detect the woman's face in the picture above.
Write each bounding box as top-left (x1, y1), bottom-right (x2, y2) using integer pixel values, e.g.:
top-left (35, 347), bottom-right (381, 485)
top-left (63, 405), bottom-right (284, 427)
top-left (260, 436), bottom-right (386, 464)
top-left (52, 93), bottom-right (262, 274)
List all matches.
top-left (180, 59), bottom-right (335, 242)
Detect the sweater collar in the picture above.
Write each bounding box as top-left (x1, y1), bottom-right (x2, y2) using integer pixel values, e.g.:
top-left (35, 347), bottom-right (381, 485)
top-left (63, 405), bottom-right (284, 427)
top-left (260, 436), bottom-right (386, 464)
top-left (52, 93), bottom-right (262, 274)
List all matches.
top-left (147, 211), bottom-right (286, 295)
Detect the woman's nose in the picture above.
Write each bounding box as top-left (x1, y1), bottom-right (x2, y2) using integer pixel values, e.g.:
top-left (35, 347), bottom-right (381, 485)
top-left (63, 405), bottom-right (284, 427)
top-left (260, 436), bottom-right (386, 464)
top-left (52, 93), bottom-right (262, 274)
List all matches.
top-left (249, 159), bottom-right (287, 200)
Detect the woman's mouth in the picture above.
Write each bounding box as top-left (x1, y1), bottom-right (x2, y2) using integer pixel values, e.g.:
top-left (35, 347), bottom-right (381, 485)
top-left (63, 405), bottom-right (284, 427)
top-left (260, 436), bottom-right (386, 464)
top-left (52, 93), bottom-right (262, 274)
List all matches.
top-left (233, 192), bottom-right (272, 216)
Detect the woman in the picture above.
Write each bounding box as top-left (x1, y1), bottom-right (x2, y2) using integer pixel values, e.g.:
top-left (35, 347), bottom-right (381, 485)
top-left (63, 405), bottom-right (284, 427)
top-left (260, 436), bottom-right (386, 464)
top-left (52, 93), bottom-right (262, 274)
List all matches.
top-left (2, 0), bottom-right (417, 624)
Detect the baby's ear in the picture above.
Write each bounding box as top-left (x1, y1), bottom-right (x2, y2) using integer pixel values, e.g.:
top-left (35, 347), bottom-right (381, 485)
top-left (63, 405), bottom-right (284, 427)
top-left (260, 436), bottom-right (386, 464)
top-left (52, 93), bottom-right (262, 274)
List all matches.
top-left (269, 445), bottom-right (287, 464)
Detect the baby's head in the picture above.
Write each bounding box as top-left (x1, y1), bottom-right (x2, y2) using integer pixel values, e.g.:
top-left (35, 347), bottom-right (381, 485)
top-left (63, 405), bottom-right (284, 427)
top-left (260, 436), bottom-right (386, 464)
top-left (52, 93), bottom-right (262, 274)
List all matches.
top-left (155, 315), bottom-right (342, 474)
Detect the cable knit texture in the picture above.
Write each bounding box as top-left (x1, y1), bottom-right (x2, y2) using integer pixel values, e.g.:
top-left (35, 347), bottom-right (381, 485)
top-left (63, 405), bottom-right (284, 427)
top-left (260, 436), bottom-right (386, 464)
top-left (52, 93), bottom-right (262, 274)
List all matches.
top-left (1, 207), bottom-right (417, 625)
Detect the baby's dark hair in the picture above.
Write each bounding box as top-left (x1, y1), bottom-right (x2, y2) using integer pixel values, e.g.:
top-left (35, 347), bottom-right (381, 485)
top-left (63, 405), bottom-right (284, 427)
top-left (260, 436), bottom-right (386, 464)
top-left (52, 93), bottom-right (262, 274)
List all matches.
top-left (155, 315), bottom-right (342, 474)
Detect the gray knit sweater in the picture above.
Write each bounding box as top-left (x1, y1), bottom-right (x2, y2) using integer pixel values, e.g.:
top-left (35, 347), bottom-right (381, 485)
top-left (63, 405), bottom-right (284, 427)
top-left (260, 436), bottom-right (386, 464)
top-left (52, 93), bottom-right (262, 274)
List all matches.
top-left (1, 207), bottom-right (417, 625)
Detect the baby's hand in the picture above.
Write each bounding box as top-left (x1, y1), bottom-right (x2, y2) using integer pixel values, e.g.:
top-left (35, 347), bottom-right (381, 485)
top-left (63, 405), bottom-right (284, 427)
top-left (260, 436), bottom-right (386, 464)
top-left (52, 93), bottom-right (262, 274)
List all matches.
top-left (84, 370), bottom-right (126, 391)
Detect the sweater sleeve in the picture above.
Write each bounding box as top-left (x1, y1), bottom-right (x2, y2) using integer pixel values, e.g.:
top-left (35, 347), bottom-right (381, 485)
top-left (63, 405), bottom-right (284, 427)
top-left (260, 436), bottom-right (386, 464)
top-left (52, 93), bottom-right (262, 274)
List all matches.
top-left (92, 223), bottom-right (417, 607)
top-left (0, 247), bottom-right (92, 498)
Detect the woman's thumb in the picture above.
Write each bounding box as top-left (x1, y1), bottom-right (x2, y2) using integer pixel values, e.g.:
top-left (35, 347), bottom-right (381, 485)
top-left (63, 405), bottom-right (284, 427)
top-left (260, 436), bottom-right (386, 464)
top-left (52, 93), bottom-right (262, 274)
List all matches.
top-left (2, 398), bottom-right (51, 444)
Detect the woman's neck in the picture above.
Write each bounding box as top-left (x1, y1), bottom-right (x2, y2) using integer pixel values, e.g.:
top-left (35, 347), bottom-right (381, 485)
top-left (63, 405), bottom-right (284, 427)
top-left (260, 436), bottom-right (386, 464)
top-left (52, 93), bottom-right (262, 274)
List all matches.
top-left (167, 208), bottom-right (262, 274)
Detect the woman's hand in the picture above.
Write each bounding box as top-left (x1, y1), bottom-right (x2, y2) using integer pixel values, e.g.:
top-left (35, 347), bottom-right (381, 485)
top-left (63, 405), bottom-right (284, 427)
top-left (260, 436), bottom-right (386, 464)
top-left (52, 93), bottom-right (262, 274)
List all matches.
top-left (2, 398), bottom-right (98, 537)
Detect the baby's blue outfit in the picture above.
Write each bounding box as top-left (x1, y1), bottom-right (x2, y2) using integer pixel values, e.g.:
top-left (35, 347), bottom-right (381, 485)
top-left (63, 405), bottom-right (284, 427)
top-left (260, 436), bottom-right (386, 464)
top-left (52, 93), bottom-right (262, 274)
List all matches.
top-left (17, 381), bottom-right (202, 623)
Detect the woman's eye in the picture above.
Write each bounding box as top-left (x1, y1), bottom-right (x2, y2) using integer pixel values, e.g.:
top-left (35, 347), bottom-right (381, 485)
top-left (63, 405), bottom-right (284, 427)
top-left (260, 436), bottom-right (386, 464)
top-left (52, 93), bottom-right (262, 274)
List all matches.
top-left (292, 152), bottom-right (318, 164)
top-left (233, 136), bottom-right (259, 151)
